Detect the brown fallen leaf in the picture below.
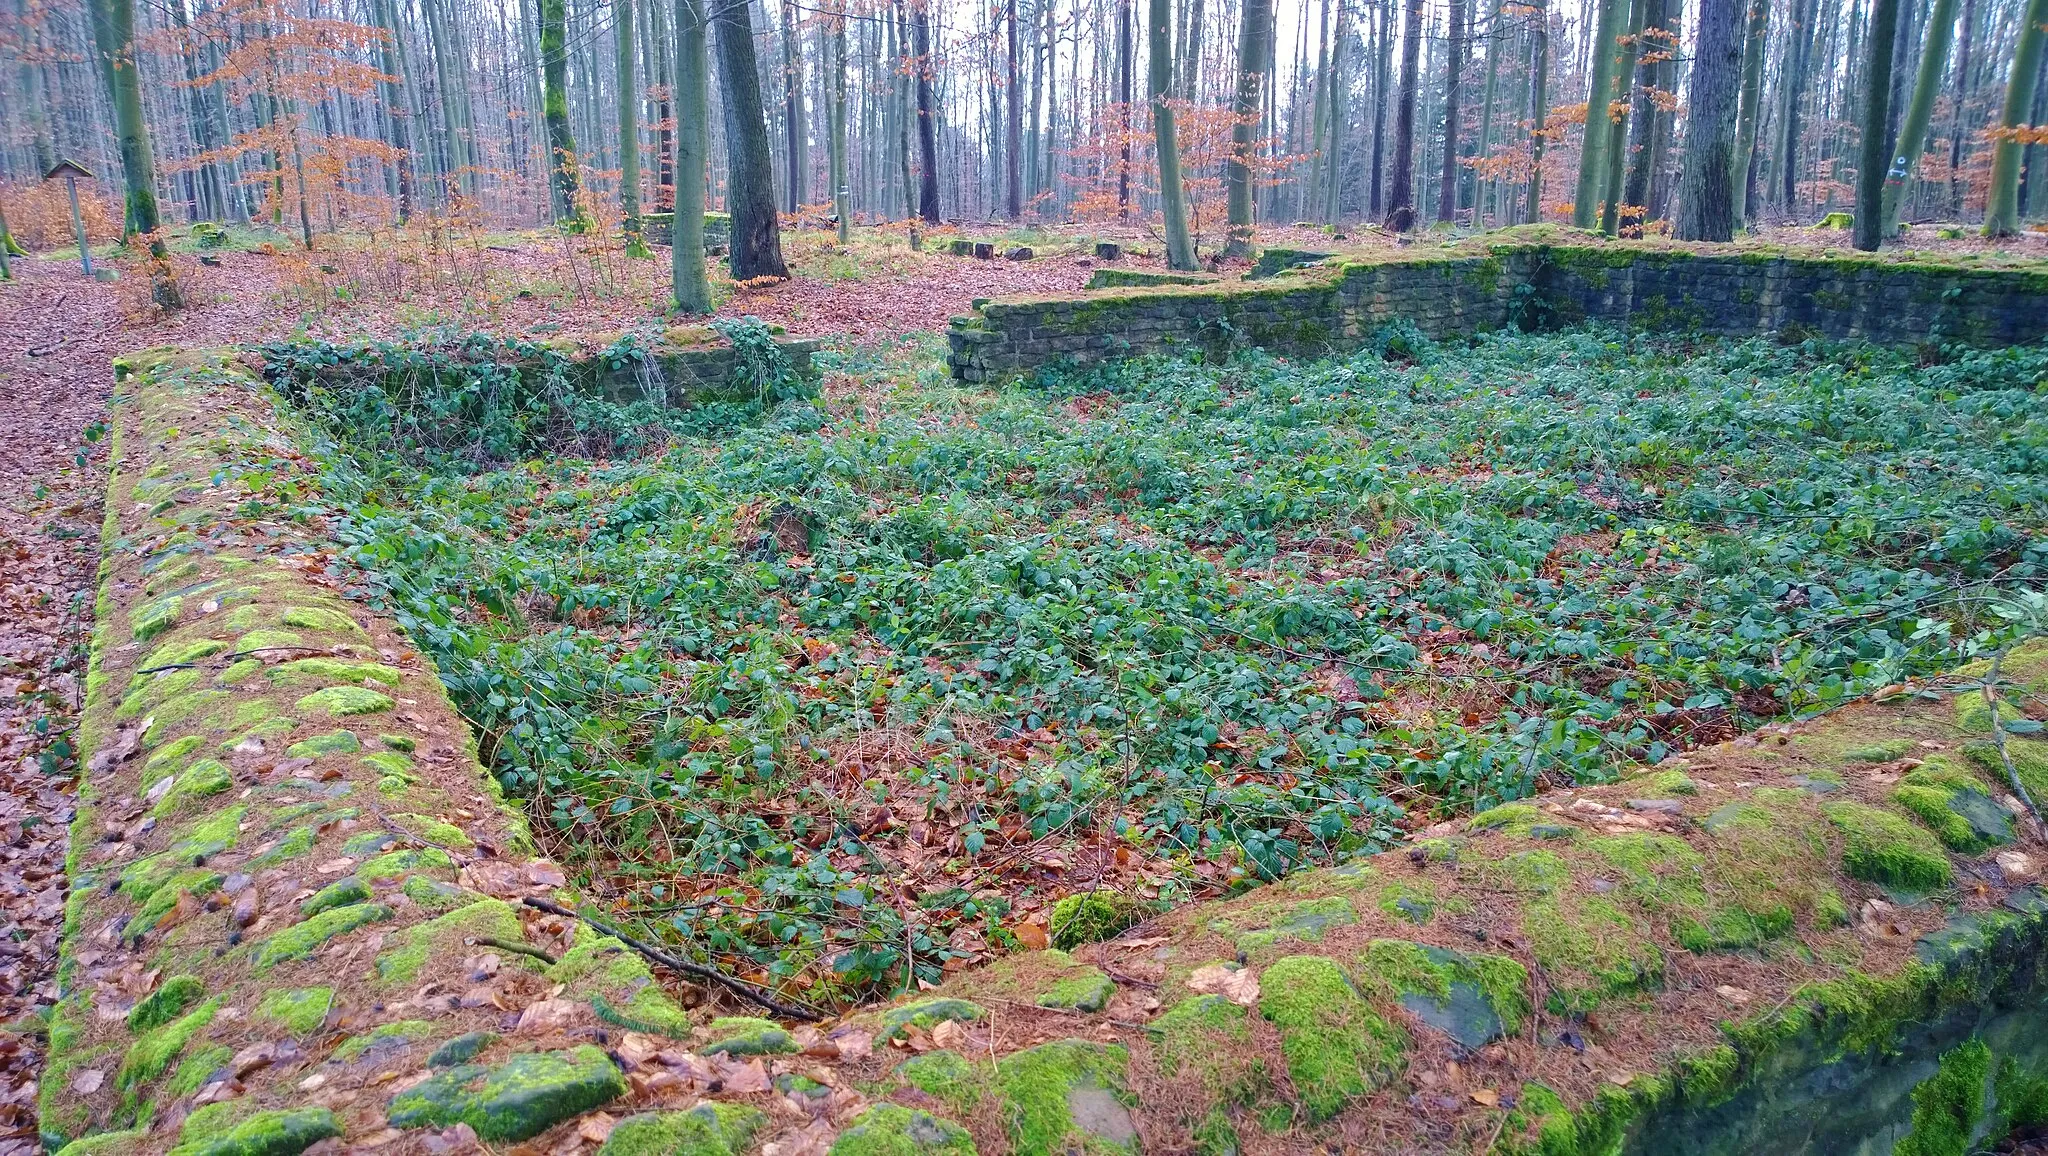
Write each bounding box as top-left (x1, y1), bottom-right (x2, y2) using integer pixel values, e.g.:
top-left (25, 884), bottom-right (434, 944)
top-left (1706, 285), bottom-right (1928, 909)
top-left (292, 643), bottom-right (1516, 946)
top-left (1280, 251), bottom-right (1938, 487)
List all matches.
top-left (1470, 1088), bottom-right (1499, 1108)
top-left (68, 1068), bottom-right (102, 1095)
top-left (930, 1019), bottom-right (968, 1050)
top-left (1187, 964), bottom-right (1260, 1006)
top-left (577, 1113), bottom-right (615, 1143)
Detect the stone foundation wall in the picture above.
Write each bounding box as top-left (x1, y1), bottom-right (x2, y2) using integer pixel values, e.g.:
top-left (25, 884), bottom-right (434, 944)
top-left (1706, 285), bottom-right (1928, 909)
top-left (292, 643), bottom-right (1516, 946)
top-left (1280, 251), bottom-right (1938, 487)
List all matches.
top-left (947, 242), bottom-right (2048, 381)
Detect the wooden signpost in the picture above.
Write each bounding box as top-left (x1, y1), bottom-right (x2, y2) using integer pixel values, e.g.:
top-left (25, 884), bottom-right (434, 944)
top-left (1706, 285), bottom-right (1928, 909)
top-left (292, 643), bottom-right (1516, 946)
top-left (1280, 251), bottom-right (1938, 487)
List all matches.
top-left (45, 159), bottom-right (97, 278)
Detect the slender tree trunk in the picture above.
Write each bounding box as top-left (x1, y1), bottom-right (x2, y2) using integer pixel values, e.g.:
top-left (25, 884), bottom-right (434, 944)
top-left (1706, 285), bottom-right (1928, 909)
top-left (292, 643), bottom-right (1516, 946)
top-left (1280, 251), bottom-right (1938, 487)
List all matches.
top-left (1854, 0), bottom-right (1901, 248)
top-left (1149, 0), bottom-right (1196, 266)
top-left (1007, 0), bottom-right (1023, 217)
top-left (673, 0), bottom-right (711, 310)
top-left (1573, 0), bottom-right (1626, 226)
top-left (1386, 0), bottom-right (1423, 227)
top-left (894, 0), bottom-right (917, 219)
top-left (778, 0), bottom-right (805, 212)
top-left (1117, 0), bottom-right (1133, 215)
top-left (1371, 0), bottom-right (1391, 214)
top-left (1437, 0), bottom-right (1465, 221)
top-left (1524, 0), bottom-right (1551, 222)
top-left (87, 0), bottom-right (182, 307)
top-left (1598, 0), bottom-right (1644, 232)
top-left (913, 0), bottom-right (940, 222)
top-left (540, 0), bottom-right (588, 227)
top-left (1620, 0), bottom-right (1666, 219)
top-left (1225, 0), bottom-right (1274, 255)
top-left (1880, 0), bottom-right (1956, 232)
top-left (1675, 0), bottom-right (1742, 239)
top-left (1474, 0), bottom-right (1503, 223)
top-left (1728, 0), bottom-right (1768, 227)
top-left (1323, 0), bottom-right (1348, 220)
top-left (618, 0), bottom-right (647, 253)
top-left (715, 0), bottom-right (789, 275)
top-left (1985, 0), bottom-right (2048, 234)
top-left (1946, 0), bottom-right (1977, 217)
top-left (828, 2), bottom-right (849, 241)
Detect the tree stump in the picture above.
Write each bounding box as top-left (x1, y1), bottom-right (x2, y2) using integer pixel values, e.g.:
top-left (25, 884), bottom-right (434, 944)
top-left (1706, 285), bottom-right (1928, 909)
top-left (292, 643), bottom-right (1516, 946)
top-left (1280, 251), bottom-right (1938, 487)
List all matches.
top-left (1094, 242), bottom-right (1122, 261)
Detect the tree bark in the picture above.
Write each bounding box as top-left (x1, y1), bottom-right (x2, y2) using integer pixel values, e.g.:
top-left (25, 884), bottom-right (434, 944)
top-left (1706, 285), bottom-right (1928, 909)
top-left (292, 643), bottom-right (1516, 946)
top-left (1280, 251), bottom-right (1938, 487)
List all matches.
top-left (672, 0), bottom-right (711, 310)
top-left (1437, 0), bottom-right (1465, 221)
top-left (619, 0), bottom-right (647, 253)
top-left (1853, 0), bottom-right (1900, 248)
top-left (1149, 0), bottom-right (1197, 266)
top-left (1674, 0), bottom-right (1742, 239)
top-left (1598, 0), bottom-right (1644, 233)
top-left (1224, 0), bottom-right (1274, 255)
top-left (1945, 0), bottom-right (1976, 217)
top-left (1007, 0), bottom-right (1023, 217)
top-left (1880, 0), bottom-right (1957, 233)
top-left (912, 0), bottom-right (940, 222)
top-left (1386, 0), bottom-right (1422, 228)
top-left (828, 2), bottom-right (849, 241)
top-left (1621, 0), bottom-right (1668, 220)
top-left (1117, 0), bottom-right (1133, 216)
top-left (540, 0), bottom-right (588, 227)
top-left (780, 0), bottom-right (805, 212)
top-left (1729, 0), bottom-right (1767, 228)
top-left (1984, 0), bottom-right (2048, 235)
top-left (715, 0), bottom-right (789, 275)
top-left (87, 0), bottom-right (182, 307)
top-left (1572, 0), bottom-right (1626, 226)
top-left (1523, 0), bottom-right (1551, 223)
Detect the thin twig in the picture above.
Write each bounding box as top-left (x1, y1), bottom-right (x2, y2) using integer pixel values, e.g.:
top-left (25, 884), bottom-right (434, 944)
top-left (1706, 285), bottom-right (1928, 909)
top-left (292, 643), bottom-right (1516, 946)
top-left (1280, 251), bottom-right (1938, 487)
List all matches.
top-left (1983, 651), bottom-right (2044, 830)
top-left (467, 935), bottom-right (559, 966)
top-left (133, 644), bottom-right (343, 675)
top-left (522, 896), bottom-right (824, 1022)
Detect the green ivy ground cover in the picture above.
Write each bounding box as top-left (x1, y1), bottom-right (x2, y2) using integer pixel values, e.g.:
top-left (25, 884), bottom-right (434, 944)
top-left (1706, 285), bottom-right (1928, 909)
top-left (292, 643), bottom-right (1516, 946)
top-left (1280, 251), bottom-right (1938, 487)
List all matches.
top-left (279, 325), bottom-right (2048, 1005)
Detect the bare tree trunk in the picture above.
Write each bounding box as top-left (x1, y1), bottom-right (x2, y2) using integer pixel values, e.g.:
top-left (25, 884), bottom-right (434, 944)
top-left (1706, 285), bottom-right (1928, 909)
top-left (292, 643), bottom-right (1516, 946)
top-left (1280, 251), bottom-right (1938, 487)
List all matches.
top-left (1149, 0), bottom-right (1196, 265)
top-left (1117, 0), bottom-right (1133, 216)
top-left (1007, 0), bottom-right (1023, 217)
top-left (1729, 0), bottom-right (1767, 227)
top-left (1225, 0), bottom-right (1274, 255)
top-left (1675, 0), bottom-right (1742, 239)
top-left (1572, 0), bottom-right (1625, 226)
top-left (1523, 0), bottom-right (1550, 222)
top-left (780, 0), bottom-right (805, 212)
top-left (541, 0), bottom-right (589, 227)
top-left (87, 0), bottom-right (182, 306)
top-left (912, 0), bottom-right (940, 222)
top-left (828, 1), bottom-right (849, 241)
top-left (1880, 0), bottom-right (1956, 232)
top-left (1386, 0), bottom-right (1422, 228)
top-left (673, 0), bottom-right (710, 310)
top-left (1371, 0), bottom-right (1392, 214)
top-left (1984, 0), bottom-right (2047, 234)
top-left (619, 0), bottom-right (647, 253)
top-left (1438, 0), bottom-right (1465, 221)
top-left (716, 0), bottom-right (789, 274)
top-left (1853, 0), bottom-right (1900, 248)
top-left (1598, 0), bottom-right (1643, 233)
top-left (1945, 0), bottom-right (1976, 217)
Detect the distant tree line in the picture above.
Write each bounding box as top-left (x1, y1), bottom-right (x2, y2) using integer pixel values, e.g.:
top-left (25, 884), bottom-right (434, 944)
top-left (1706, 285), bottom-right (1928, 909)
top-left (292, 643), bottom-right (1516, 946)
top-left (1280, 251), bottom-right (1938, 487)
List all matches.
top-left (0, 0), bottom-right (2044, 304)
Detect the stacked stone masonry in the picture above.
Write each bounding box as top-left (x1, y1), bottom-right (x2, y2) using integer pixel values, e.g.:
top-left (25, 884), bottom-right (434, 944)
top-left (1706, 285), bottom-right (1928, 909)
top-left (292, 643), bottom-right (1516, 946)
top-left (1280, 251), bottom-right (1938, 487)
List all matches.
top-left (49, 336), bottom-right (2048, 1156)
top-left (948, 241), bottom-right (2048, 381)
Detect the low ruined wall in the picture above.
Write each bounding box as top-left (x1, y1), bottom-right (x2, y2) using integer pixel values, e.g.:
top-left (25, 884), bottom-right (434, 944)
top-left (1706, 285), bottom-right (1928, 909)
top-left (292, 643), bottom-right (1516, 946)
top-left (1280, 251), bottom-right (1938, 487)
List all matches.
top-left (947, 240), bottom-right (2048, 380)
top-left (52, 345), bottom-right (2048, 1156)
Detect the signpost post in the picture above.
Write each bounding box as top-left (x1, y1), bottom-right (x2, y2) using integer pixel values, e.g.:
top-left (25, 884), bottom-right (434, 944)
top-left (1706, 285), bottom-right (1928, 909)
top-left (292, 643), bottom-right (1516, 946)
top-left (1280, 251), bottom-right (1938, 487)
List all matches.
top-left (44, 159), bottom-right (97, 278)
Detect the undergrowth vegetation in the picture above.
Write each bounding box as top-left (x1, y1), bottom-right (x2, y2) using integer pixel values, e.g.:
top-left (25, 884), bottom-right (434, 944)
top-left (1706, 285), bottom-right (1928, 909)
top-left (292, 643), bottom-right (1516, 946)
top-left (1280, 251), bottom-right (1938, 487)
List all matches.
top-left (281, 326), bottom-right (2048, 1006)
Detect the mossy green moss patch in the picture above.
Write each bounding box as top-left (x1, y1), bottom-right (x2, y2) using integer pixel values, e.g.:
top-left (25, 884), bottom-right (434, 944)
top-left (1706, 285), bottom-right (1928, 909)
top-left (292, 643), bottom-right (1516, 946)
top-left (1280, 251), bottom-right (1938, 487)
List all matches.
top-left (1589, 831), bottom-right (1788, 951)
top-left (116, 997), bottom-right (221, 1095)
top-left (126, 975), bottom-right (205, 1032)
top-left (699, 1016), bottom-right (796, 1056)
top-left (878, 997), bottom-right (985, 1042)
top-left (252, 902), bottom-right (393, 970)
top-left (384, 1044), bottom-right (625, 1143)
top-left (358, 846), bottom-right (457, 882)
top-left (252, 987), bottom-right (332, 1037)
top-left (1214, 895), bottom-right (1358, 955)
top-left (1358, 940), bottom-right (1529, 1047)
top-left (280, 605), bottom-right (360, 634)
top-left (1823, 800), bottom-right (1953, 892)
top-left (165, 1105), bottom-right (339, 1156)
top-left (284, 730), bottom-right (359, 758)
top-left (151, 758), bottom-right (232, 818)
top-left (826, 1103), bottom-right (976, 1156)
top-left (1893, 761), bottom-right (2014, 853)
top-left (1148, 994), bottom-right (1267, 1106)
top-left (992, 1039), bottom-right (1136, 1153)
top-left (295, 686), bottom-right (393, 716)
top-left (547, 936), bottom-right (692, 1038)
top-left (1502, 850), bottom-right (1662, 1012)
top-left (373, 899), bottom-right (524, 987)
top-left (1047, 890), bottom-right (1141, 950)
top-left (1701, 790), bottom-right (1849, 929)
top-left (1894, 1038), bottom-right (1990, 1156)
top-left (1257, 955), bottom-right (1406, 1122)
top-left (334, 1019), bottom-right (438, 1062)
top-left (597, 1103), bottom-right (766, 1156)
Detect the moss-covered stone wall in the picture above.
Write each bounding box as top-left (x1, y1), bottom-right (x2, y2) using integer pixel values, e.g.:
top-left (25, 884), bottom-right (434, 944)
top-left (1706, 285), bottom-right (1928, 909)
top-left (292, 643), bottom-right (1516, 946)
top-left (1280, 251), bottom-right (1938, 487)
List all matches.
top-left (52, 347), bottom-right (2048, 1156)
top-left (946, 240), bottom-right (2048, 380)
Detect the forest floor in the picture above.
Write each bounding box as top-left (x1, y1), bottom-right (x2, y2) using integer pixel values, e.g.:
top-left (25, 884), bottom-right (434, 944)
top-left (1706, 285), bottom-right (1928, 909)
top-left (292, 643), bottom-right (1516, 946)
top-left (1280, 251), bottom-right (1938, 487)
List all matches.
top-left (1, 215), bottom-right (2046, 1143)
